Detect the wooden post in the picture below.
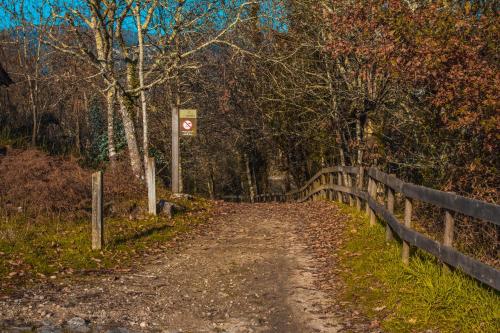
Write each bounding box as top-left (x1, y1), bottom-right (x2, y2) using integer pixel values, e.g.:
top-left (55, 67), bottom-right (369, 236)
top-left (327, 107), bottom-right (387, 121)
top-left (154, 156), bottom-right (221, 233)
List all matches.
top-left (92, 171), bottom-right (104, 250)
top-left (369, 178), bottom-right (376, 226)
top-left (402, 197), bottom-right (412, 264)
top-left (347, 174), bottom-right (354, 206)
top-left (366, 177), bottom-right (372, 215)
top-left (356, 167), bottom-right (364, 211)
top-left (315, 178), bottom-right (320, 200)
top-left (171, 106), bottom-right (180, 193)
top-left (147, 157), bottom-right (156, 215)
top-left (337, 172), bottom-right (343, 203)
top-left (320, 174), bottom-right (326, 199)
top-left (328, 173), bottom-right (334, 200)
top-left (443, 210), bottom-right (455, 270)
top-left (386, 185), bottom-right (395, 241)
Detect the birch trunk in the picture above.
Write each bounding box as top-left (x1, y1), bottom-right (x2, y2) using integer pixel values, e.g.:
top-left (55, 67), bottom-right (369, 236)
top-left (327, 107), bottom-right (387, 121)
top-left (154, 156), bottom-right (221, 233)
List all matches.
top-left (338, 133), bottom-right (349, 186)
top-left (29, 83), bottom-right (37, 146)
top-left (118, 92), bottom-right (143, 178)
top-left (106, 86), bottom-right (117, 163)
top-left (134, 6), bottom-right (149, 174)
top-left (244, 153), bottom-right (256, 203)
top-left (90, 1), bottom-right (117, 163)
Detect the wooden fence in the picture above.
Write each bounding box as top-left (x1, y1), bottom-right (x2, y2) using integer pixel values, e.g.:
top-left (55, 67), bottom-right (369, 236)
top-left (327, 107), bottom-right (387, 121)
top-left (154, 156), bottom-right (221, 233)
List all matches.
top-left (255, 166), bottom-right (500, 291)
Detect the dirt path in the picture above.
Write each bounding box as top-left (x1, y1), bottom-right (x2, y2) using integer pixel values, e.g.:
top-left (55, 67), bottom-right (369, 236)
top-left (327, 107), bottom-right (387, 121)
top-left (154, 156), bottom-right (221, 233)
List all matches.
top-left (0, 202), bottom-right (371, 333)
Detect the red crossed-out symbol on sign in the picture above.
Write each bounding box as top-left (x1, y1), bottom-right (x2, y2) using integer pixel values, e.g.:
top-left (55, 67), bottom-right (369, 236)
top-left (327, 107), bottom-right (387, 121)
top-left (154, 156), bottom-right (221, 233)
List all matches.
top-left (182, 120), bottom-right (193, 130)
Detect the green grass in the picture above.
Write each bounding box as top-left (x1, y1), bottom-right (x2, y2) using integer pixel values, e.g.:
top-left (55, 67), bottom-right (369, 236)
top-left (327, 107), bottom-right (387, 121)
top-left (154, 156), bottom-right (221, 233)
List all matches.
top-left (0, 196), bottom-right (213, 292)
top-left (336, 205), bottom-right (500, 333)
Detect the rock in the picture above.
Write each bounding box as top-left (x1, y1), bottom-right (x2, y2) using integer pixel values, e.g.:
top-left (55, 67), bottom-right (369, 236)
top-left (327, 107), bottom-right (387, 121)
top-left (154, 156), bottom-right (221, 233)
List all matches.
top-left (139, 322), bottom-right (147, 328)
top-left (157, 200), bottom-right (186, 217)
top-left (157, 200), bottom-right (174, 218)
top-left (66, 317), bottom-right (90, 333)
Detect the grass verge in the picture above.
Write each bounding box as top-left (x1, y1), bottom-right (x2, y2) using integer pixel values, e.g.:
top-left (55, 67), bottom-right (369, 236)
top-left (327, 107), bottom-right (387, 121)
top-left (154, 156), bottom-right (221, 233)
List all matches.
top-left (336, 205), bottom-right (500, 333)
top-left (0, 196), bottom-right (213, 293)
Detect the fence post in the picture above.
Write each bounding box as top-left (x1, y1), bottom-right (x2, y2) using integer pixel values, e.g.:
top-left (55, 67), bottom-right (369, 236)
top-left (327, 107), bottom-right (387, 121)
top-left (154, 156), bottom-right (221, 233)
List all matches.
top-left (402, 197), bottom-right (412, 264)
top-left (326, 172), bottom-right (331, 200)
top-left (147, 157), bottom-right (156, 215)
top-left (356, 167), bottom-right (364, 211)
top-left (92, 171), bottom-right (104, 250)
top-left (386, 184), bottom-right (395, 241)
top-left (347, 173), bottom-right (354, 206)
top-left (337, 172), bottom-right (343, 203)
top-left (443, 209), bottom-right (455, 270)
top-left (366, 176), bottom-right (372, 215)
top-left (320, 173), bottom-right (326, 199)
top-left (369, 178), bottom-right (377, 226)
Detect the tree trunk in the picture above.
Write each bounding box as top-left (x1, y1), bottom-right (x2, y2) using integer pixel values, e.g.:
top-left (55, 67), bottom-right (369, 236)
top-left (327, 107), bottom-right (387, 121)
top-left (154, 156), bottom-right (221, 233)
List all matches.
top-left (207, 168), bottom-right (215, 200)
top-left (245, 153), bottom-right (256, 203)
top-left (28, 78), bottom-right (37, 146)
top-left (339, 137), bottom-right (349, 186)
top-left (118, 92), bottom-right (143, 178)
top-left (135, 6), bottom-right (149, 175)
top-left (75, 112), bottom-right (81, 155)
top-left (356, 115), bottom-right (364, 166)
top-left (106, 86), bottom-right (117, 164)
top-left (31, 105), bottom-right (37, 146)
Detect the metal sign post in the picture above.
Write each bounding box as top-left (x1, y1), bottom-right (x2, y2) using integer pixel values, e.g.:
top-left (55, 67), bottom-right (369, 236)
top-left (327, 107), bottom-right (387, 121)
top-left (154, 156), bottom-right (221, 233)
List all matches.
top-left (172, 108), bottom-right (197, 194)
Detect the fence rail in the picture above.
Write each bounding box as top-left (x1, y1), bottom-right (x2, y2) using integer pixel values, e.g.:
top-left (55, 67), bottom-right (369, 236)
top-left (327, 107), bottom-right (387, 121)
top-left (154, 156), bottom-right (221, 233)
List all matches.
top-left (255, 166), bottom-right (500, 291)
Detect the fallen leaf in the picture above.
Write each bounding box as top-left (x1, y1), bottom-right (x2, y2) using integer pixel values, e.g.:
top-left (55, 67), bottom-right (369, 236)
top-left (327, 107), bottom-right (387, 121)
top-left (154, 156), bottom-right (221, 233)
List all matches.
top-left (369, 319), bottom-right (380, 328)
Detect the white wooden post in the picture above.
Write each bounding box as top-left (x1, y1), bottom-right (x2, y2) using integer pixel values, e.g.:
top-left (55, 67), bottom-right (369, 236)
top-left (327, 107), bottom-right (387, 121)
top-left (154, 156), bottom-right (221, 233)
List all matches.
top-left (147, 157), bottom-right (156, 215)
top-left (92, 171), bottom-right (103, 250)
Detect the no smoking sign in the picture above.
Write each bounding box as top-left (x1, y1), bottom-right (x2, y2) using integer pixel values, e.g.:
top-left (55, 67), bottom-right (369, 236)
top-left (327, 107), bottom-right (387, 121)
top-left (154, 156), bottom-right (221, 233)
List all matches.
top-left (182, 120), bottom-right (193, 130)
top-left (179, 109), bottom-right (197, 136)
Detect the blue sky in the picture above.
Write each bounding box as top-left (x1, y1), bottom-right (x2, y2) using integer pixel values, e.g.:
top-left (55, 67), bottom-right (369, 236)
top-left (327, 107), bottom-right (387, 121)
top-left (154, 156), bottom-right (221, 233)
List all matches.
top-left (0, 0), bottom-right (287, 30)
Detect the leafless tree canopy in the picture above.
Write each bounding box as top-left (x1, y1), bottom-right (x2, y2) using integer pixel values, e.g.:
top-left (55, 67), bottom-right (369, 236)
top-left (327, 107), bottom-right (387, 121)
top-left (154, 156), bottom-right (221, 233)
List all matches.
top-left (0, 0), bottom-right (498, 204)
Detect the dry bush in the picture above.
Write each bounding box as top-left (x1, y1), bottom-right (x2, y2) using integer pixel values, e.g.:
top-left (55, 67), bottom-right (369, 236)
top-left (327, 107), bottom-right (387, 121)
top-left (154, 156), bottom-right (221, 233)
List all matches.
top-left (102, 159), bottom-right (147, 217)
top-left (0, 149), bottom-right (147, 218)
top-left (0, 149), bottom-right (91, 216)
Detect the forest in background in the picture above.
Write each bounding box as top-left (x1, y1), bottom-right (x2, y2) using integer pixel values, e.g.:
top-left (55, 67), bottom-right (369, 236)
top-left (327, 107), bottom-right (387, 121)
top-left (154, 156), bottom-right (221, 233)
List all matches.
top-left (0, 0), bottom-right (498, 203)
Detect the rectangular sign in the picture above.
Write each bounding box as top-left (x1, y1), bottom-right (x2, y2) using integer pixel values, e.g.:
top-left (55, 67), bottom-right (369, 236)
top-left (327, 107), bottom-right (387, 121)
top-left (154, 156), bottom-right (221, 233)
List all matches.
top-left (179, 109), bottom-right (197, 119)
top-left (179, 109), bottom-right (197, 136)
